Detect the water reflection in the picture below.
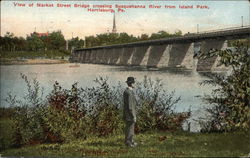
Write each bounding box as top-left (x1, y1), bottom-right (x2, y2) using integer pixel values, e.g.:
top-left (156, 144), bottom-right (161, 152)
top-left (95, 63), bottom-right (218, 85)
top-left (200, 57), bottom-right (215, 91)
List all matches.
top-left (110, 65), bottom-right (195, 76)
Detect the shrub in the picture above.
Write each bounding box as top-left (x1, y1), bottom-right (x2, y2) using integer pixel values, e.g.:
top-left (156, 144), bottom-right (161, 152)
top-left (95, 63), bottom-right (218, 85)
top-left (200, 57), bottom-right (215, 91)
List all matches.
top-left (83, 77), bottom-right (124, 136)
top-left (45, 82), bottom-right (88, 142)
top-left (199, 42), bottom-right (250, 132)
top-left (5, 74), bottom-right (46, 146)
top-left (5, 75), bottom-right (186, 147)
top-left (135, 76), bottom-right (184, 132)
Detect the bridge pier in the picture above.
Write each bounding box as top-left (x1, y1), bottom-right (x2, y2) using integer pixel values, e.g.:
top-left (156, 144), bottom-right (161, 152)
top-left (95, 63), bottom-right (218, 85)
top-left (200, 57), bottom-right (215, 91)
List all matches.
top-left (180, 43), bottom-right (196, 69)
top-left (84, 50), bottom-right (90, 63)
top-left (120, 47), bottom-right (134, 65)
top-left (140, 46), bottom-right (152, 66)
top-left (146, 44), bottom-right (167, 67)
top-left (131, 46), bottom-right (149, 66)
top-left (127, 47), bottom-right (136, 65)
top-left (95, 49), bottom-right (100, 64)
top-left (80, 51), bottom-right (85, 63)
top-left (168, 43), bottom-right (193, 68)
top-left (111, 48), bottom-right (122, 64)
top-left (116, 48), bottom-right (124, 65)
top-left (90, 50), bottom-right (96, 63)
top-left (106, 49), bottom-right (112, 64)
top-left (102, 49), bottom-right (108, 64)
top-left (196, 40), bottom-right (228, 71)
top-left (157, 45), bottom-right (171, 67)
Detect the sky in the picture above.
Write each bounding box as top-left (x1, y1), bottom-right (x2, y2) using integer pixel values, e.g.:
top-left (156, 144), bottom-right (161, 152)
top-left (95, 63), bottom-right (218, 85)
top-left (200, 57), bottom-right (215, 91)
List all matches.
top-left (1, 0), bottom-right (250, 39)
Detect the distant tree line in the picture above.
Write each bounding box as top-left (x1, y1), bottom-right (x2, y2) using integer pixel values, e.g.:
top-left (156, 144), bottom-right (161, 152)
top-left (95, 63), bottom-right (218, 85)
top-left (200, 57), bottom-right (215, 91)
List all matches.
top-left (84, 30), bottom-right (182, 48)
top-left (0, 31), bottom-right (84, 52)
top-left (0, 30), bottom-right (182, 52)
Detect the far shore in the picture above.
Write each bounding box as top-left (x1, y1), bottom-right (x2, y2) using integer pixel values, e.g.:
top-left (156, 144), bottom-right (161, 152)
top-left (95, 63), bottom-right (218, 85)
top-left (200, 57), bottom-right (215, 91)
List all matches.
top-left (0, 58), bottom-right (69, 65)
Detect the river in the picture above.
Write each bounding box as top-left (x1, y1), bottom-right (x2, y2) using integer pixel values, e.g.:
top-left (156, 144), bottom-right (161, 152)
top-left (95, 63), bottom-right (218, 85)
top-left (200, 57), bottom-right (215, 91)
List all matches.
top-left (0, 63), bottom-right (215, 132)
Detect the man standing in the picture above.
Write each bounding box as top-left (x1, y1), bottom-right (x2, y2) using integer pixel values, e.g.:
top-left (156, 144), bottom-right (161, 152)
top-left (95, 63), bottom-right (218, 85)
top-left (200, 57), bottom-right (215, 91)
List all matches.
top-left (123, 77), bottom-right (137, 147)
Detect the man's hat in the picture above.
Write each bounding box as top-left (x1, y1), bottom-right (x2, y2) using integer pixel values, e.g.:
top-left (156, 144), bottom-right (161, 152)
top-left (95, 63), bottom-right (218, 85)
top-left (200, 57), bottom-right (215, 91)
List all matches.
top-left (126, 77), bottom-right (135, 84)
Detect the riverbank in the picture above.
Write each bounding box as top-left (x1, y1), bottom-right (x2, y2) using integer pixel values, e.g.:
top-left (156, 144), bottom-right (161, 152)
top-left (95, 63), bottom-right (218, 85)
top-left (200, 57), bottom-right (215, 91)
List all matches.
top-left (0, 58), bottom-right (69, 65)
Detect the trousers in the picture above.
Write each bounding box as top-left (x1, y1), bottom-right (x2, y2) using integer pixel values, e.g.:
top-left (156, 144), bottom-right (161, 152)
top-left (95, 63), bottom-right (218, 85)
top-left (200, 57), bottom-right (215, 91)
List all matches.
top-left (124, 121), bottom-right (135, 145)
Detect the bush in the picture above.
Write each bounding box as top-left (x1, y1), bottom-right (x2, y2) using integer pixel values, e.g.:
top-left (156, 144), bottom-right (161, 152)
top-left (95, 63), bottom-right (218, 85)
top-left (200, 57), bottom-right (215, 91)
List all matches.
top-left (45, 82), bottom-right (88, 142)
top-left (199, 42), bottom-right (250, 132)
top-left (83, 77), bottom-right (124, 136)
top-left (5, 75), bottom-right (186, 147)
top-left (5, 74), bottom-right (46, 146)
top-left (135, 76), bottom-right (185, 132)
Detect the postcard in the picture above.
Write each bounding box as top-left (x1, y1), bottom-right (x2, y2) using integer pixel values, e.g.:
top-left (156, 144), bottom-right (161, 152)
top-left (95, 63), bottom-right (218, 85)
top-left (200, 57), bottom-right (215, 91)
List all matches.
top-left (0, 0), bottom-right (250, 157)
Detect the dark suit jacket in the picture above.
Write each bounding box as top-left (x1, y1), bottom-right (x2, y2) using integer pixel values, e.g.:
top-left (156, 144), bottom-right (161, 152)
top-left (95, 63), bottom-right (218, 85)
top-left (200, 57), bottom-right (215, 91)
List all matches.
top-left (123, 87), bottom-right (137, 122)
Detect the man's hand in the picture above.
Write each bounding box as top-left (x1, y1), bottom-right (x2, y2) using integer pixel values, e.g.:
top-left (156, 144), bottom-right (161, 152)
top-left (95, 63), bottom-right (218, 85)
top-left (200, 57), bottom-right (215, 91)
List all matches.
top-left (133, 117), bottom-right (136, 123)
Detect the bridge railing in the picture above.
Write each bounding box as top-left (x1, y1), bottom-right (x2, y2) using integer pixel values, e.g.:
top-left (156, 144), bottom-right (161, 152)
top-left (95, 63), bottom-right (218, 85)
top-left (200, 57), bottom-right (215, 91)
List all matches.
top-left (196, 25), bottom-right (250, 34)
top-left (75, 26), bottom-right (250, 51)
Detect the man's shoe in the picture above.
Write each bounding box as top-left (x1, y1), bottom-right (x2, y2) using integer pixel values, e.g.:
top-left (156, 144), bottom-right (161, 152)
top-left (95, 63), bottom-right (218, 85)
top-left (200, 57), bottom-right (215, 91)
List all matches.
top-left (125, 143), bottom-right (136, 148)
top-left (132, 142), bottom-right (138, 146)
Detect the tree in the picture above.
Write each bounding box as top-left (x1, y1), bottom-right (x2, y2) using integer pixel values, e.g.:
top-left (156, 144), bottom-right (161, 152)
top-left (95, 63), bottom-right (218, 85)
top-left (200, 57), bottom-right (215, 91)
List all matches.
top-left (199, 42), bottom-right (250, 132)
top-left (150, 30), bottom-right (182, 40)
top-left (140, 34), bottom-right (149, 41)
top-left (174, 30), bottom-right (182, 36)
top-left (85, 36), bottom-right (98, 48)
top-left (68, 37), bottom-right (85, 50)
top-left (26, 33), bottom-right (45, 51)
top-left (3, 32), bottom-right (15, 51)
top-left (47, 31), bottom-right (66, 50)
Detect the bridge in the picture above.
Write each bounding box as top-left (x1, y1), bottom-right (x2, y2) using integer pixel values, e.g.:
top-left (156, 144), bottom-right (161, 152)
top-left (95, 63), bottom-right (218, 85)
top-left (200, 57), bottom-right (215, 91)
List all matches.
top-left (70, 26), bottom-right (250, 71)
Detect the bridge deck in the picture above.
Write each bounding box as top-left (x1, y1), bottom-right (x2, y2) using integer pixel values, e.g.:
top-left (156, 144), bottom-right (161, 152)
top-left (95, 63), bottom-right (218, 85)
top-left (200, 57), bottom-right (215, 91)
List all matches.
top-left (75, 26), bottom-right (250, 51)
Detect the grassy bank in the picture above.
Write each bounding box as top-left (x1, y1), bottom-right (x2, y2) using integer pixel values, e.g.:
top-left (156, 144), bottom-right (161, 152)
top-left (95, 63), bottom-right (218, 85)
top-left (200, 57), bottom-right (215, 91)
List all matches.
top-left (1, 129), bottom-right (249, 157)
top-left (0, 50), bottom-right (70, 64)
top-left (0, 58), bottom-right (69, 65)
top-left (0, 50), bottom-right (70, 59)
top-left (0, 118), bottom-right (14, 151)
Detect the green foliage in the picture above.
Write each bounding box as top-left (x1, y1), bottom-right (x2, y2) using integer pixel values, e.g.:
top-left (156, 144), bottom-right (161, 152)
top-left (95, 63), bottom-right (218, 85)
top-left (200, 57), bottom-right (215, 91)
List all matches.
top-left (47, 31), bottom-right (66, 50)
top-left (0, 107), bottom-right (15, 119)
top-left (149, 30), bottom-right (182, 40)
top-left (85, 30), bottom-right (182, 48)
top-left (140, 34), bottom-right (149, 40)
top-left (85, 33), bottom-right (138, 48)
top-left (228, 39), bottom-right (250, 47)
top-left (2, 131), bottom-right (250, 157)
top-left (45, 82), bottom-right (88, 142)
top-left (0, 119), bottom-right (15, 151)
top-left (5, 74), bottom-right (46, 146)
top-left (0, 31), bottom-right (70, 53)
top-left (83, 77), bottom-right (124, 136)
top-left (0, 32), bottom-right (27, 51)
top-left (68, 37), bottom-right (85, 50)
top-left (1, 30), bottom-right (183, 52)
top-left (26, 33), bottom-right (45, 51)
top-left (5, 75), bottom-right (184, 148)
top-left (135, 76), bottom-right (185, 132)
top-left (199, 42), bottom-right (250, 132)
